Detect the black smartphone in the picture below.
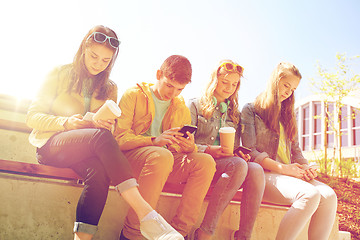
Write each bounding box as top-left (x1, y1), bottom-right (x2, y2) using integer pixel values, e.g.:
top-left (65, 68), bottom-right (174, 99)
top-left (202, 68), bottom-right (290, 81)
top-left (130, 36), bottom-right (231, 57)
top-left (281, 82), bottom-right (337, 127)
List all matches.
top-left (179, 125), bottom-right (197, 138)
top-left (233, 146), bottom-right (251, 155)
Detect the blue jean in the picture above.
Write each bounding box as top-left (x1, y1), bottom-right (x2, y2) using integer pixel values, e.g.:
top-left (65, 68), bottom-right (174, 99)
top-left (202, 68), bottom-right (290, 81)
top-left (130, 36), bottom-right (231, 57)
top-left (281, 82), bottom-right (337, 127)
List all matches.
top-left (199, 156), bottom-right (265, 239)
top-left (37, 128), bottom-right (137, 234)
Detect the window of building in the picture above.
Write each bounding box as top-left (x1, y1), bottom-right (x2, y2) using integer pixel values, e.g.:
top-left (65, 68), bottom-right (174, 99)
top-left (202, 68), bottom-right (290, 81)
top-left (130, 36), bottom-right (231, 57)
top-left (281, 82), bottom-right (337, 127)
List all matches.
top-left (352, 107), bottom-right (360, 146)
top-left (303, 136), bottom-right (310, 151)
top-left (325, 102), bottom-right (335, 148)
top-left (341, 131), bottom-right (348, 147)
top-left (313, 102), bottom-right (322, 149)
top-left (340, 105), bottom-right (348, 147)
top-left (303, 105), bottom-right (309, 135)
top-left (302, 104), bottom-right (310, 150)
top-left (327, 133), bottom-right (334, 148)
top-left (340, 105), bottom-right (348, 129)
top-left (353, 129), bottom-right (360, 146)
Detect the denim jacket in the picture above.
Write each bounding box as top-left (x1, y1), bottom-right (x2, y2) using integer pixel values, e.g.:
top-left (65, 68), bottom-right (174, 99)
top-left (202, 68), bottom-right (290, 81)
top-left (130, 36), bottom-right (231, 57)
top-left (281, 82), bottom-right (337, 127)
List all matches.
top-left (188, 98), bottom-right (241, 153)
top-left (240, 103), bottom-right (307, 165)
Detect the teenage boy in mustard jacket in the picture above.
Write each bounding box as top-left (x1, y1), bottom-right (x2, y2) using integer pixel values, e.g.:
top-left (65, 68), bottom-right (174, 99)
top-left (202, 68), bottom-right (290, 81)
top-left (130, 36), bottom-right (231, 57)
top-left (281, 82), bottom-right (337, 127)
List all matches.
top-left (115, 55), bottom-right (216, 239)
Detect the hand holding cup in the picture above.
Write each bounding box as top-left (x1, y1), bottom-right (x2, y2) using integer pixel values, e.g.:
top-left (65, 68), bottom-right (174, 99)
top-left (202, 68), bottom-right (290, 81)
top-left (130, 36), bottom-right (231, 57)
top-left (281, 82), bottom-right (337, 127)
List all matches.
top-left (219, 127), bottom-right (236, 154)
top-left (93, 100), bottom-right (121, 121)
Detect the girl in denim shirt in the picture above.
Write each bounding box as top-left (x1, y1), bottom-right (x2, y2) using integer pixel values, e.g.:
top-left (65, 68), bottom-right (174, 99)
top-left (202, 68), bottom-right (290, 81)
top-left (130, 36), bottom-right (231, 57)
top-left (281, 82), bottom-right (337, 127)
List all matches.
top-left (188, 60), bottom-right (265, 240)
top-left (241, 62), bottom-right (337, 240)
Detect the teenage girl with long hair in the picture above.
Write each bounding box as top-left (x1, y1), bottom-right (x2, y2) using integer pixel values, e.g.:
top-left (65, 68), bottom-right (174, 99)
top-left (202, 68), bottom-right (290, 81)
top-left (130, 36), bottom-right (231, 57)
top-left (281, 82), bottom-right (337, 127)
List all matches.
top-left (241, 62), bottom-right (337, 240)
top-left (26, 25), bottom-right (183, 240)
top-left (188, 60), bottom-right (265, 240)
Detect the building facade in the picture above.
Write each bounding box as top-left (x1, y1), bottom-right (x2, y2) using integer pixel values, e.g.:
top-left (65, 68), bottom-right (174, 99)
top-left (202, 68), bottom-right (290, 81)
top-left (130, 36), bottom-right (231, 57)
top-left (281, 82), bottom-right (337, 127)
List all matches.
top-left (295, 95), bottom-right (360, 162)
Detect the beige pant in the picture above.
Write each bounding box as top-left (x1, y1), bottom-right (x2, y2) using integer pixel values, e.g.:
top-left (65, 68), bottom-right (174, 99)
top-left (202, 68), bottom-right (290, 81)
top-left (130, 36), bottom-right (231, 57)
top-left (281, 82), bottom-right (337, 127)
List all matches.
top-left (263, 172), bottom-right (338, 240)
top-left (122, 146), bottom-right (216, 239)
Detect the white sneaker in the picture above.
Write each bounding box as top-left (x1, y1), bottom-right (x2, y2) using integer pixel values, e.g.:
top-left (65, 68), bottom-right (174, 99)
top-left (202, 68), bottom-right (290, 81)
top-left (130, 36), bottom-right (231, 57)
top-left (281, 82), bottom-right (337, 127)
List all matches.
top-left (140, 214), bottom-right (184, 240)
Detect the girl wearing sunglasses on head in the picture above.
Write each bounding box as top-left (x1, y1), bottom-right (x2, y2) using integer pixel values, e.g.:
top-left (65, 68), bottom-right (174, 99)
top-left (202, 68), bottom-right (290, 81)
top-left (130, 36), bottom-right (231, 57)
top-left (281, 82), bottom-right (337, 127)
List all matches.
top-left (241, 62), bottom-right (337, 240)
top-left (187, 60), bottom-right (265, 240)
top-left (26, 25), bottom-right (183, 240)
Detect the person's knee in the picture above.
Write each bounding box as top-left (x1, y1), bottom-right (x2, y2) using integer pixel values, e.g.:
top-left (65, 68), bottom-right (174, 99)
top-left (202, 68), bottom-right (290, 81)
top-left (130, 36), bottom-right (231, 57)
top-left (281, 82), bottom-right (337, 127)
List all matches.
top-left (247, 163), bottom-right (264, 180)
top-left (146, 148), bottom-right (174, 174)
top-left (195, 153), bottom-right (216, 176)
top-left (233, 157), bottom-right (248, 170)
top-left (228, 157), bottom-right (248, 179)
top-left (328, 189), bottom-right (337, 204)
top-left (92, 128), bottom-right (116, 148)
top-left (321, 186), bottom-right (338, 208)
top-left (299, 187), bottom-right (321, 210)
top-left (96, 128), bottom-right (113, 141)
top-left (246, 162), bottom-right (265, 187)
top-left (84, 160), bottom-right (110, 187)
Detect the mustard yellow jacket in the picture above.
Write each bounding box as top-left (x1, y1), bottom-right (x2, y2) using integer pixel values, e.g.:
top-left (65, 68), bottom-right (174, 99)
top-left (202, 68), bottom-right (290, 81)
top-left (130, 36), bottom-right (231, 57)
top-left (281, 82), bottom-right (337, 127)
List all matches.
top-left (26, 64), bottom-right (117, 148)
top-left (114, 82), bottom-right (195, 153)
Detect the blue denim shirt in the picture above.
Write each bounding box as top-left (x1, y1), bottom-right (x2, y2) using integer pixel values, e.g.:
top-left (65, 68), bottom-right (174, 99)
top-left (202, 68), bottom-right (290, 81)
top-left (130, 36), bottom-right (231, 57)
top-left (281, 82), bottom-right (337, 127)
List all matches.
top-left (188, 98), bottom-right (241, 152)
top-left (240, 103), bottom-right (307, 165)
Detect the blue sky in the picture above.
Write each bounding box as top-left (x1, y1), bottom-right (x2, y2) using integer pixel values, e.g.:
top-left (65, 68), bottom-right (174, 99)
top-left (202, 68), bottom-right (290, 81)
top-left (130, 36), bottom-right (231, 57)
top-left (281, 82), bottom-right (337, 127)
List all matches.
top-left (1, 0), bottom-right (360, 108)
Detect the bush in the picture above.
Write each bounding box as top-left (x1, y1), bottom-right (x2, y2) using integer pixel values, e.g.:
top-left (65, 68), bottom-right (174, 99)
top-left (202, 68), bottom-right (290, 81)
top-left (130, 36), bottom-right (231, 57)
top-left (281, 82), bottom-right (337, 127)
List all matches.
top-left (310, 155), bottom-right (359, 178)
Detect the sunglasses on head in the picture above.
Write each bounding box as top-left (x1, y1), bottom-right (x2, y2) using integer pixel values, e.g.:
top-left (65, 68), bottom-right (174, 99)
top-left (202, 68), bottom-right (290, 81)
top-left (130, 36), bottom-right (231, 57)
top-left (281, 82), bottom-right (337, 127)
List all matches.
top-left (219, 62), bottom-right (244, 75)
top-left (86, 32), bottom-right (120, 49)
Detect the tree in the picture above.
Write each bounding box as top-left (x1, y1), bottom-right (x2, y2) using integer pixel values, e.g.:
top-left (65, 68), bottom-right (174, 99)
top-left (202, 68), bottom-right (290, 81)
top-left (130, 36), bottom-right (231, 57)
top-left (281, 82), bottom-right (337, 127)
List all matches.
top-left (311, 53), bottom-right (360, 177)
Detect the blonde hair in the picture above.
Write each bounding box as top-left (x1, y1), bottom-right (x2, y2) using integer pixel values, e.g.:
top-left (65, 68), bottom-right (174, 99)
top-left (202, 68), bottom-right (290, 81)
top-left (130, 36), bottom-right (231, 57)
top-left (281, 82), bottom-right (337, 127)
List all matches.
top-left (254, 62), bottom-right (302, 141)
top-left (199, 59), bottom-right (242, 125)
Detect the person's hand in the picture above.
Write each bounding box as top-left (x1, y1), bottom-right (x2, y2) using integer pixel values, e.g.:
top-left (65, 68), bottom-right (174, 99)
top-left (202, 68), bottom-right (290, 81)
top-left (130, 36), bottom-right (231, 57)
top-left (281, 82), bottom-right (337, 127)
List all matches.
top-left (205, 145), bottom-right (233, 159)
top-left (64, 114), bottom-right (92, 130)
top-left (92, 119), bottom-right (115, 131)
top-left (301, 164), bottom-right (318, 181)
top-left (280, 163), bottom-right (307, 179)
top-left (175, 131), bottom-right (196, 153)
top-left (152, 127), bottom-right (182, 147)
top-left (235, 150), bottom-right (251, 162)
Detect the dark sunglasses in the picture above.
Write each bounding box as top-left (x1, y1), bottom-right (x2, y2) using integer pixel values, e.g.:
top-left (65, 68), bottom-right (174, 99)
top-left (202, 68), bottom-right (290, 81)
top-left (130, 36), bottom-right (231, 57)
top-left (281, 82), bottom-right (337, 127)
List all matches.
top-left (219, 62), bottom-right (244, 75)
top-left (86, 32), bottom-right (120, 48)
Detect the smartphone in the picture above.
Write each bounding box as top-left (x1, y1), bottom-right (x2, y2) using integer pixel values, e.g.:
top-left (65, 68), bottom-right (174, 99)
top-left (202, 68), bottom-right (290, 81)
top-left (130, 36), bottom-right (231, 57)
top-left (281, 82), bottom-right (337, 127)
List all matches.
top-left (179, 125), bottom-right (197, 138)
top-left (233, 146), bottom-right (251, 155)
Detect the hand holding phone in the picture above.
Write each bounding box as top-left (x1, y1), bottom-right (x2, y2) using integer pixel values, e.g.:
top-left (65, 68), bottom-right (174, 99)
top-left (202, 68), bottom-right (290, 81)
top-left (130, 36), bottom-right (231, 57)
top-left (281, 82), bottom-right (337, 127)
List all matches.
top-left (178, 125), bottom-right (197, 138)
top-left (233, 146), bottom-right (251, 155)
top-left (308, 163), bottom-right (320, 171)
top-left (302, 163), bottom-right (319, 181)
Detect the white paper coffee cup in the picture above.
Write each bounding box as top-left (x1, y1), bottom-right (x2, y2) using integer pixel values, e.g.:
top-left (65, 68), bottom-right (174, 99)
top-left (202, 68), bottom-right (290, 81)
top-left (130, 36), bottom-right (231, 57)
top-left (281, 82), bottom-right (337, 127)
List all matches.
top-left (93, 100), bottom-right (121, 121)
top-left (219, 127), bottom-right (236, 154)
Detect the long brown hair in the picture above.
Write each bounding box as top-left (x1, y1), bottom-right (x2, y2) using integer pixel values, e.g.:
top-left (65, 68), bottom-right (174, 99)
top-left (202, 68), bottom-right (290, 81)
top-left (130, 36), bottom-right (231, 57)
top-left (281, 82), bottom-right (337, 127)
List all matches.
top-left (199, 59), bottom-right (242, 125)
top-left (254, 62), bottom-right (301, 142)
top-left (68, 25), bottom-right (119, 99)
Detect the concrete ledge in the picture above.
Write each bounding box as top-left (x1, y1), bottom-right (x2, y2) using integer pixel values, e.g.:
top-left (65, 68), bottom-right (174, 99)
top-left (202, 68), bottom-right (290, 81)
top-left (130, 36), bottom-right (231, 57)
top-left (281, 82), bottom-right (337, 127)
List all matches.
top-left (0, 119), bottom-right (32, 133)
top-left (0, 159), bottom-right (340, 240)
top-left (0, 158), bottom-right (286, 206)
top-left (338, 231), bottom-right (351, 240)
top-left (0, 172), bottom-right (128, 240)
